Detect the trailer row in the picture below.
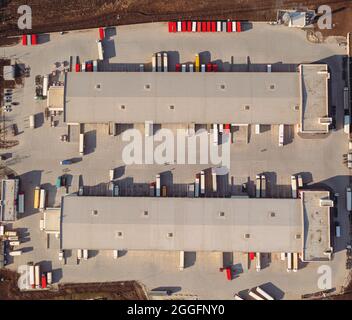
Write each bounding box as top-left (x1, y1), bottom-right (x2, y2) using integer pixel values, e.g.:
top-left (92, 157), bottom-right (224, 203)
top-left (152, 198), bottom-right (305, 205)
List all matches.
top-left (22, 34), bottom-right (38, 46)
top-left (33, 187), bottom-right (46, 211)
top-left (75, 59), bottom-right (98, 72)
top-left (152, 52), bottom-right (168, 72)
top-left (27, 263), bottom-right (52, 289)
top-left (168, 21), bottom-right (242, 33)
top-left (234, 286), bottom-right (275, 300)
top-left (175, 62), bottom-right (218, 72)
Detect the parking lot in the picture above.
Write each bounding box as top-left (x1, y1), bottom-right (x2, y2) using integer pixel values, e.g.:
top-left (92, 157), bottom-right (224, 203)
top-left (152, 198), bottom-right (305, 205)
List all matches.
top-left (1, 22), bottom-right (350, 299)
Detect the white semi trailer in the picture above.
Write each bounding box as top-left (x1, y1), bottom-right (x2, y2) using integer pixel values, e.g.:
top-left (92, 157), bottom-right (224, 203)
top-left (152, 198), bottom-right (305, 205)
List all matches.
top-left (97, 40), bottom-right (104, 60)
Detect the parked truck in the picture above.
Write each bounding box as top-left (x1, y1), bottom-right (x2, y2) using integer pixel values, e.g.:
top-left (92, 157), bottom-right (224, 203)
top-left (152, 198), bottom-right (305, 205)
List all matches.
top-left (157, 53), bottom-right (162, 72)
top-left (344, 113), bottom-right (350, 134)
top-left (200, 171), bottom-right (205, 195)
top-left (42, 75), bottom-right (49, 97)
top-left (346, 187), bottom-right (351, 211)
top-left (18, 193), bottom-right (24, 214)
top-left (279, 124), bottom-right (284, 146)
top-left (33, 186), bottom-right (40, 209)
top-left (163, 52), bottom-right (168, 72)
top-left (344, 87), bottom-right (349, 110)
top-left (260, 174), bottom-right (266, 198)
top-left (93, 60), bottom-right (98, 72)
top-left (97, 40), bottom-right (104, 60)
top-left (152, 54), bottom-right (156, 72)
top-left (29, 114), bottom-right (35, 129)
top-left (195, 54), bottom-right (200, 72)
top-left (39, 189), bottom-right (46, 211)
top-left (291, 175), bottom-right (297, 199)
top-left (156, 174), bottom-right (161, 197)
top-left (255, 175), bottom-right (261, 198)
top-left (79, 133), bottom-right (85, 155)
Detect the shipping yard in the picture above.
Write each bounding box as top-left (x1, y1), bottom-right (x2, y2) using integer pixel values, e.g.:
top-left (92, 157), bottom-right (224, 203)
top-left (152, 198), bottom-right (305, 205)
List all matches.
top-left (0, 1), bottom-right (351, 301)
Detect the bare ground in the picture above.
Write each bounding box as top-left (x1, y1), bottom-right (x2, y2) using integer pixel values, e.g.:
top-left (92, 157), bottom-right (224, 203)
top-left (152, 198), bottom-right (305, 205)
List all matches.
top-left (0, 268), bottom-right (147, 300)
top-left (0, 0), bottom-right (350, 45)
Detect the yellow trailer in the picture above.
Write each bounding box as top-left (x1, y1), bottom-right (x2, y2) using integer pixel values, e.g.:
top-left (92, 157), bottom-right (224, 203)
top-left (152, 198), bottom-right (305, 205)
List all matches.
top-left (195, 54), bottom-right (200, 72)
top-left (33, 186), bottom-right (40, 209)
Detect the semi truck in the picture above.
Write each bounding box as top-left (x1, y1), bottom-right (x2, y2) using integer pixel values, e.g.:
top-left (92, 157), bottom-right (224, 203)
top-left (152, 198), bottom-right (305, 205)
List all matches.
top-left (152, 54), bottom-right (156, 72)
top-left (33, 187), bottom-right (40, 209)
top-left (195, 178), bottom-right (200, 197)
top-left (93, 60), bottom-right (98, 72)
top-left (195, 54), bottom-right (200, 72)
top-left (293, 252), bottom-right (299, 272)
top-left (18, 193), bottom-right (24, 214)
top-left (212, 168), bottom-right (217, 192)
top-left (42, 75), bottom-right (49, 97)
top-left (291, 175), bottom-right (297, 199)
top-left (157, 53), bottom-right (162, 72)
top-left (97, 40), bottom-right (104, 60)
top-left (163, 52), bottom-right (168, 72)
top-left (346, 187), bottom-right (351, 211)
top-left (39, 189), bottom-right (46, 211)
top-left (344, 113), bottom-right (350, 134)
top-left (255, 175), bottom-right (261, 198)
top-left (260, 174), bottom-right (266, 198)
top-left (213, 124), bottom-right (218, 145)
top-left (29, 114), bottom-right (35, 129)
top-left (156, 174), bottom-right (161, 197)
top-left (249, 290), bottom-right (264, 300)
top-left (34, 265), bottom-right (40, 288)
top-left (256, 287), bottom-right (274, 300)
top-left (344, 87), bottom-right (349, 110)
top-left (29, 264), bottom-right (35, 288)
top-left (256, 252), bottom-right (261, 272)
top-left (279, 124), bottom-right (284, 146)
top-left (79, 133), bottom-right (85, 155)
top-left (200, 171), bottom-right (205, 195)
top-left (287, 252), bottom-right (293, 272)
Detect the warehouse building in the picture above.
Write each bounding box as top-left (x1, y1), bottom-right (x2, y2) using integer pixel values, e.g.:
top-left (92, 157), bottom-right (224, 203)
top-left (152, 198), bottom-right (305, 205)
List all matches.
top-left (60, 190), bottom-right (332, 262)
top-left (63, 64), bottom-right (330, 134)
top-left (0, 179), bottom-right (19, 221)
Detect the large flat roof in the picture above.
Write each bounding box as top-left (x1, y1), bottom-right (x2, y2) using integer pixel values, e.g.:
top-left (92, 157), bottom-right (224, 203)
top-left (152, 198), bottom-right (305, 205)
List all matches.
top-left (64, 72), bottom-right (301, 124)
top-left (301, 190), bottom-right (332, 261)
top-left (0, 179), bottom-right (18, 221)
top-left (299, 64), bottom-right (329, 133)
top-left (61, 196), bottom-right (302, 252)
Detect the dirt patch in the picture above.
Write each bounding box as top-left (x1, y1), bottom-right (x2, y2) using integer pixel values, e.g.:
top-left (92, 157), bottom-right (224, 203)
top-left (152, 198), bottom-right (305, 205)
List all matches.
top-left (0, 0), bottom-right (350, 42)
top-left (0, 268), bottom-right (147, 300)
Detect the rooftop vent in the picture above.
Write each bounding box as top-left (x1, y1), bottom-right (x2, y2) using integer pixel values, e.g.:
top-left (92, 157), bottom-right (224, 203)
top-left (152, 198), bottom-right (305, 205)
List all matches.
top-left (269, 212), bottom-right (276, 217)
top-left (92, 210), bottom-right (98, 216)
top-left (244, 233), bottom-right (250, 239)
top-left (244, 105), bottom-right (250, 110)
top-left (219, 211), bottom-right (225, 217)
top-left (169, 105), bottom-right (175, 110)
top-left (120, 105), bottom-right (126, 110)
top-left (95, 84), bottom-right (101, 89)
top-left (144, 84), bottom-right (151, 90)
top-left (220, 84), bottom-right (226, 90)
top-left (269, 84), bottom-right (276, 90)
top-left (116, 231), bottom-right (124, 239)
top-left (295, 234), bottom-right (301, 240)
top-left (143, 210), bottom-right (149, 217)
top-left (167, 232), bottom-right (174, 238)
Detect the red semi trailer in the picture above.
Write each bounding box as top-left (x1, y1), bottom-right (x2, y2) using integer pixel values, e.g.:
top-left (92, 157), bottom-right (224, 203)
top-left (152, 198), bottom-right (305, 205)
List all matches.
top-left (99, 27), bottom-right (105, 40)
top-left (22, 35), bottom-right (27, 45)
top-left (31, 34), bottom-right (37, 45)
